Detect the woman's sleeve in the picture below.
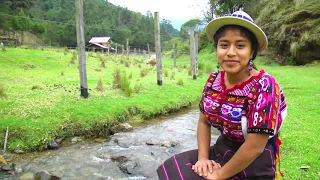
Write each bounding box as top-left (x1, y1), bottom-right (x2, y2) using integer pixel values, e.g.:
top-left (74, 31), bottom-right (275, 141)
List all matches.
top-left (247, 75), bottom-right (286, 136)
top-left (199, 72), bottom-right (218, 114)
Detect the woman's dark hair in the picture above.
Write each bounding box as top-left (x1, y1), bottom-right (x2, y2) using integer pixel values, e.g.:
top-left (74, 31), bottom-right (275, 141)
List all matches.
top-left (213, 25), bottom-right (259, 61)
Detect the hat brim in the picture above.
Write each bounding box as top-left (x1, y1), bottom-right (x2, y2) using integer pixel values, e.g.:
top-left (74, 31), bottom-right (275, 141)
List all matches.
top-left (205, 17), bottom-right (268, 51)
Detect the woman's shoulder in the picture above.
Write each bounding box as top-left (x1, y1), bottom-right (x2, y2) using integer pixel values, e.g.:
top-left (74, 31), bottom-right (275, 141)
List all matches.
top-left (252, 70), bottom-right (284, 93)
top-left (209, 71), bottom-right (219, 78)
top-left (204, 71), bottom-right (220, 83)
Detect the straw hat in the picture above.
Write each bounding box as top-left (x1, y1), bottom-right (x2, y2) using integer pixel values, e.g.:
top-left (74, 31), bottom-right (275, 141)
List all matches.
top-left (205, 11), bottom-right (268, 51)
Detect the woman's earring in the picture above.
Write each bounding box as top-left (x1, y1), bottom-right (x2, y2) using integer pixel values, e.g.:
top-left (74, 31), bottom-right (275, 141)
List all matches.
top-left (216, 63), bottom-right (220, 70)
top-left (247, 59), bottom-right (253, 75)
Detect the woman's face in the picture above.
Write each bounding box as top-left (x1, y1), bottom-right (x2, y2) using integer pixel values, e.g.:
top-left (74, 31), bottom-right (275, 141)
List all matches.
top-left (217, 28), bottom-right (253, 75)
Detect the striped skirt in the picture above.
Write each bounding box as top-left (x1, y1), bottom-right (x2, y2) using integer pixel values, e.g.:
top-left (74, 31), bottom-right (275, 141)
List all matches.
top-left (157, 136), bottom-right (276, 180)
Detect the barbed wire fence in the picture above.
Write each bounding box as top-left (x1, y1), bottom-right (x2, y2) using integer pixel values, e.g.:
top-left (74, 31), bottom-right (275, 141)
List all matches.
top-left (0, 4), bottom-right (199, 87)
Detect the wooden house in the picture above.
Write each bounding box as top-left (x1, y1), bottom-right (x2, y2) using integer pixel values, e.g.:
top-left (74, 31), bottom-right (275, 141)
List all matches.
top-left (86, 37), bottom-right (115, 52)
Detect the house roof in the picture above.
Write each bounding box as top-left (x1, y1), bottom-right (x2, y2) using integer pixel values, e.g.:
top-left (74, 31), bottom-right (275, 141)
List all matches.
top-left (86, 42), bottom-right (116, 50)
top-left (89, 37), bottom-right (111, 43)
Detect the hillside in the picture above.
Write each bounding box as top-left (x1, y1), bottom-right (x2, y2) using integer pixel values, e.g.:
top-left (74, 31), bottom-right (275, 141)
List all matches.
top-left (0, 0), bottom-right (179, 49)
top-left (250, 0), bottom-right (320, 65)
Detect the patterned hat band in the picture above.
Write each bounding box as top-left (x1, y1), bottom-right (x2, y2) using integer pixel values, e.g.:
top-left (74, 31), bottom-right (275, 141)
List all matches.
top-left (226, 12), bottom-right (257, 24)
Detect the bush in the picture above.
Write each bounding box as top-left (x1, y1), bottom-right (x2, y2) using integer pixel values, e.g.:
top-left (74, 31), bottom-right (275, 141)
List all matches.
top-left (0, 85), bottom-right (5, 97)
top-left (113, 68), bottom-right (121, 89)
top-left (99, 56), bottom-right (106, 68)
top-left (164, 70), bottom-right (169, 77)
top-left (170, 71), bottom-right (175, 80)
top-left (125, 60), bottom-right (130, 67)
top-left (70, 51), bottom-right (77, 64)
top-left (134, 83), bottom-right (143, 93)
top-left (63, 48), bottom-right (69, 55)
top-left (177, 79), bottom-right (184, 86)
top-left (188, 68), bottom-right (192, 76)
top-left (198, 70), bottom-right (204, 78)
top-left (198, 62), bottom-right (205, 70)
top-left (140, 68), bottom-right (149, 77)
top-left (120, 72), bottom-right (133, 96)
top-left (205, 64), bottom-right (214, 73)
top-left (96, 78), bottom-right (104, 91)
top-left (183, 63), bottom-right (187, 69)
top-left (31, 85), bottom-right (42, 90)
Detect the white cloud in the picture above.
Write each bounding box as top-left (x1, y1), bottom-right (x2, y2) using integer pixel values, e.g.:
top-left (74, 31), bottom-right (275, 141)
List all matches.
top-left (108, 0), bottom-right (207, 21)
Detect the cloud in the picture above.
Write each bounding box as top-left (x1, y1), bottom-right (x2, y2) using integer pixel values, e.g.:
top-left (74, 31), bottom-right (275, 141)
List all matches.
top-left (109, 0), bottom-right (206, 20)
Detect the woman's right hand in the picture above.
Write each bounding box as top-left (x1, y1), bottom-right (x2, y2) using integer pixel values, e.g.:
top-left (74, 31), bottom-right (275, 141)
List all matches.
top-left (192, 158), bottom-right (221, 177)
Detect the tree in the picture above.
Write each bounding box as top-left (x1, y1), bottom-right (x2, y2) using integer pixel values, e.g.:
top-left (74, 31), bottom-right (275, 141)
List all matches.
top-left (203, 0), bottom-right (215, 23)
top-left (160, 19), bottom-right (179, 38)
top-left (179, 18), bottom-right (202, 40)
top-left (209, 0), bottom-right (247, 16)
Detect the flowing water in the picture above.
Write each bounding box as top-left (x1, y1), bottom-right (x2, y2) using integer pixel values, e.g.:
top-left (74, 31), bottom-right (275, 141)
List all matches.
top-left (1, 107), bottom-right (220, 180)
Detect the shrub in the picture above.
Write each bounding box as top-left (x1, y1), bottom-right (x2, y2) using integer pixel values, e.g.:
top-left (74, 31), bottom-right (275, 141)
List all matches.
top-left (188, 68), bottom-right (192, 76)
top-left (99, 56), bottom-right (106, 68)
top-left (70, 51), bottom-right (77, 64)
top-left (128, 72), bottom-right (132, 79)
top-left (113, 68), bottom-right (121, 89)
top-left (198, 70), bottom-right (204, 78)
top-left (2, 46), bottom-right (6, 52)
top-left (0, 86), bottom-right (5, 97)
top-left (198, 62), bottom-right (205, 70)
top-left (120, 72), bottom-right (133, 96)
top-left (125, 60), bottom-right (130, 67)
top-left (140, 68), bottom-right (149, 77)
top-left (134, 83), bottom-right (143, 93)
top-left (183, 63), bottom-right (187, 69)
top-left (31, 85), bottom-right (42, 90)
top-left (96, 78), bottom-right (104, 91)
top-left (164, 70), bottom-right (169, 77)
top-left (170, 71), bottom-right (175, 80)
top-left (177, 79), bottom-right (184, 86)
top-left (205, 64), bottom-right (214, 73)
top-left (63, 48), bottom-right (69, 55)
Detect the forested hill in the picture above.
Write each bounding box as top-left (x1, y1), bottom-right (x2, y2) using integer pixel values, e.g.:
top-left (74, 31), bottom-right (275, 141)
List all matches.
top-left (0, 0), bottom-right (179, 49)
top-left (247, 0), bottom-right (320, 65)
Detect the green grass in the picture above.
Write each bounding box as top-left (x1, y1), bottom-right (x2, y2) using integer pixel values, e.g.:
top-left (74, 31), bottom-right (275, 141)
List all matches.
top-left (0, 47), bottom-right (212, 152)
top-left (0, 47), bottom-right (319, 179)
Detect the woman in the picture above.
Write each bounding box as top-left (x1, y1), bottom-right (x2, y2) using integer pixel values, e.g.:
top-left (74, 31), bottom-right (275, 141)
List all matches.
top-left (157, 11), bottom-right (287, 180)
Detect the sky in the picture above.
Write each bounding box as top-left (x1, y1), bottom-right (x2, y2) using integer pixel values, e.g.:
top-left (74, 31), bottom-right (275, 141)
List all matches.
top-left (108, 0), bottom-right (208, 30)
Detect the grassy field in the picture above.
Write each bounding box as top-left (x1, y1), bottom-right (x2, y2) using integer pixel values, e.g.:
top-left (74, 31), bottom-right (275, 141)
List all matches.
top-left (0, 46), bottom-right (319, 179)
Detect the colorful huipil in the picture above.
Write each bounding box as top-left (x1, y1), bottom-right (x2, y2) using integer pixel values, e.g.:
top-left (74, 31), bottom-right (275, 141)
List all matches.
top-left (199, 70), bottom-right (287, 179)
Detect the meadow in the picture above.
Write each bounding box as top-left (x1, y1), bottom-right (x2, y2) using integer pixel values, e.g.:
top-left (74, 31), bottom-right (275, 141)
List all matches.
top-left (0, 46), bottom-right (319, 179)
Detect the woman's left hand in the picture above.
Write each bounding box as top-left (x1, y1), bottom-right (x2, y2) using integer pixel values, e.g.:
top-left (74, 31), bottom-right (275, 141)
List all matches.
top-left (205, 171), bottom-right (221, 180)
top-left (204, 161), bottom-right (223, 180)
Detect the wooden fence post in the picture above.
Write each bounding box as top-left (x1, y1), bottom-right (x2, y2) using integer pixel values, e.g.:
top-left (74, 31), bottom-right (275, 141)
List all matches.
top-left (126, 39), bottom-right (129, 58)
top-left (154, 12), bottom-right (162, 86)
top-left (147, 43), bottom-right (150, 57)
top-left (173, 40), bottom-right (176, 68)
top-left (75, 0), bottom-right (88, 98)
top-left (195, 31), bottom-right (198, 75)
top-left (190, 30), bottom-right (197, 80)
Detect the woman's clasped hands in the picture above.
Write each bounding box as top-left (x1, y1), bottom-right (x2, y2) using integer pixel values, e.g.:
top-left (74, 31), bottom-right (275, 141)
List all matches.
top-left (192, 158), bottom-right (223, 180)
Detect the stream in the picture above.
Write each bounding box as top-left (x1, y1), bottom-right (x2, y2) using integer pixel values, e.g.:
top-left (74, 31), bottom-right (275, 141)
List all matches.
top-left (1, 106), bottom-right (220, 180)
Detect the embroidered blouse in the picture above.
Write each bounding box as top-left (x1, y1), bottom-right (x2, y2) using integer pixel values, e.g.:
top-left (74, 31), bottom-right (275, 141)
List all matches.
top-left (199, 70), bottom-right (287, 142)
